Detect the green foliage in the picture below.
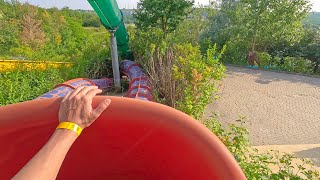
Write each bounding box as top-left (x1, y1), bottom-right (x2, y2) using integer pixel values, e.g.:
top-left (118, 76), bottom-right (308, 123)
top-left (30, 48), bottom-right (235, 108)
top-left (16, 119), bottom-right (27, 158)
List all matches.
top-left (133, 0), bottom-right (194, 37)
top-left (82, 16), bottom-right (101, 27)
top-left (245, 0), bottom-right (310, 50)
top-left (268, 27), bottom-right (320, 74)
top-left (0, 2), bottom-right (113, 106)
top-left (204, 118), bottom-right (320, 179)
top-left (131, 27), bottom-right (226, 119)
top-left (0, 0), bottom-right (20, 55)
top-left (173, 6), bottom-right (217, 46)
top-left (80, 32), bottom-right (113, 79)
top-left (281, 57), bottom-right (313, 73)
top-left (0, 45), bottom-right (110, 106)
top-left (203, 0), bottom-right (312, 71)
top-left (0, 69), bottom-right (64, 105)
top-left (0, 1), bottom-right (110, 65)
top-left (130, 12), bottom-right (225, 117)
top-left (60, 8), bottom-right (102, 28)
top-left (224, 39), bottom-right (250, 65)
top-left (257, 52), bottom-right (272, 67)
top-left (174, 44), bottom-right (226, 119)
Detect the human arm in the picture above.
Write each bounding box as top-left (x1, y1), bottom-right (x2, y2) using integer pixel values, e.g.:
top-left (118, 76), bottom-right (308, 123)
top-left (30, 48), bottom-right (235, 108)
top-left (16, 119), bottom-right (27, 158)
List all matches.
top-left (13, 86), bottom-right (111, 180)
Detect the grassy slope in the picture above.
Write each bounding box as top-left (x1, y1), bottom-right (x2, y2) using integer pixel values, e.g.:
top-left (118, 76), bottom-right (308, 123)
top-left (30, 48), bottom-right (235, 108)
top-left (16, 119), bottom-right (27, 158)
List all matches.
top-left (305, 12), bottom-right (320, 27)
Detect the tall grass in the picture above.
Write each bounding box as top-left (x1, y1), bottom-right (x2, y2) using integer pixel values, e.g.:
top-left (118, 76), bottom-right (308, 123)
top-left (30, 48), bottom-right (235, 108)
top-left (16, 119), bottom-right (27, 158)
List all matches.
top-left (0, 29), bottom-right (112, 106)
top-left (0, 69), bottom-right (64, 105)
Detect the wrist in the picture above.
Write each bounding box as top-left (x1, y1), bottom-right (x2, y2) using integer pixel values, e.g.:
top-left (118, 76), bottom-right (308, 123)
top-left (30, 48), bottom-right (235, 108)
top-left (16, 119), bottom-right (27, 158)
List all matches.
top-left (54, 128), bottom-right (79, 140)
top-left (57, 122), bottom-right (83, 136)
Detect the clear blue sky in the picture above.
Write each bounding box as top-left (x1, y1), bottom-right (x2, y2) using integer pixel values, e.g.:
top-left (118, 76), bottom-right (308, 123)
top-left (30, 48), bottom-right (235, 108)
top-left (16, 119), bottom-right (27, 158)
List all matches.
top-left (18, 0), bottom-right (320, 12)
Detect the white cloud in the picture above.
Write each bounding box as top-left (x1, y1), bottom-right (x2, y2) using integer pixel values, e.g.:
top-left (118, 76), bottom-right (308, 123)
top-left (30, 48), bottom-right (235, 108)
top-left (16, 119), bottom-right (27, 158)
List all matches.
top-left (311, 0), bottom-right (320, 12)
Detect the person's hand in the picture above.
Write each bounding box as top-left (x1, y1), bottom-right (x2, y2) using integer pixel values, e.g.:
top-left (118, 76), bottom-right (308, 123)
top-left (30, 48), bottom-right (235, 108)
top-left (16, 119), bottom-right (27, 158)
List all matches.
top-left (58, 86), bottom-right (111, 129)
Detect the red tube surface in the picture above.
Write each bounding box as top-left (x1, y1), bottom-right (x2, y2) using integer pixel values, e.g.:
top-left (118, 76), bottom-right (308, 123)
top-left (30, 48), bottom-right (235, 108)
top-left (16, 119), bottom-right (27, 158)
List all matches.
top-left (0, 97), bottom-right (246, 179)
top-left (121, 60), bottom-right (153, 101)
top-left (37, 78), bottom-right (113, 99)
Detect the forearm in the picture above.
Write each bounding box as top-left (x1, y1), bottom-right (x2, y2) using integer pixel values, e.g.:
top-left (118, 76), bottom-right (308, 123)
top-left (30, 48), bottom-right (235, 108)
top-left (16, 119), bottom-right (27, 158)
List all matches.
top-left (13, 87), bottom-right (111, 179)
top-left (13, 129), bottom-right (78, 180)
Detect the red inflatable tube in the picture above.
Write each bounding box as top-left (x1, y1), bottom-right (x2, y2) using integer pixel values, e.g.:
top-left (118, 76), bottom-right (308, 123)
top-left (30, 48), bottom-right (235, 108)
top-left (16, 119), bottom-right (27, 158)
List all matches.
top-left (121, 60), bottom-right (153, 101)
top-left (0, 61), bottom-right (246, 179)
top-left (126, 85), bottom-right (153, 101)
top-left (0, 97), bottom-right (246, 179)
top-left (37, 78), bottom-right (113, 99)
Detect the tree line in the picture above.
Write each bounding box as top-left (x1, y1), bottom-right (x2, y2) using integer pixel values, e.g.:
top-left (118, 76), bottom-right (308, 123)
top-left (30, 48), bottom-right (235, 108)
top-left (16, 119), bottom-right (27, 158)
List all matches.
top-left (0, 0), bottom-right (106, 62)
top-left (133, 0), bottom-right (320, 74)
top-left (0, 0), bottom-right (319, 74)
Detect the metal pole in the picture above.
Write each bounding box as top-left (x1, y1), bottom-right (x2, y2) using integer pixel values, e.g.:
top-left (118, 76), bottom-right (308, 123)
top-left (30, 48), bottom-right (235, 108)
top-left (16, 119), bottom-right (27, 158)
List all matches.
top-left (110, 30), bottom-right (121, 91)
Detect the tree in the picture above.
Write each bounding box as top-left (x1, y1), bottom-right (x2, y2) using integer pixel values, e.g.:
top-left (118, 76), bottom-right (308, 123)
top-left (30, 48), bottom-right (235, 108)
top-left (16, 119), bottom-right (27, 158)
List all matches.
top-left (0, 0), bottom-right (21, 54)
top-left (239, 0), bottom-right (310, 50)
top-left (292, 28), bottom-right (320, 73)
top-left (20, 4), bottom-right (46, 49)
top-left (174, 5), bottom-right (217, 46)
top-left (305, 43), bottom-right (320, 73)
top-left (133, 0), bottom-right (194, 38)
top-left (205, 0), bottom-right (311, 64)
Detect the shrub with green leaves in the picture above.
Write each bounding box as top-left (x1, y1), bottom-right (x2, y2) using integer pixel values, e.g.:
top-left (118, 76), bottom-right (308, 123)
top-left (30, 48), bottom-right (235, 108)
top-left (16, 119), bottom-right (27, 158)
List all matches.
top-left (0, 69), bottom-right (64, 105)
top-left (257, 52), bottom-right (272, 67)
top-left (173, 44), bottom-right (226, 119)
top-left (281, 57), bottom-right (313, 73)
top-left (224, 39), bottom-right (249, 65)
top-left (131, 28), bottom-right (226, 119)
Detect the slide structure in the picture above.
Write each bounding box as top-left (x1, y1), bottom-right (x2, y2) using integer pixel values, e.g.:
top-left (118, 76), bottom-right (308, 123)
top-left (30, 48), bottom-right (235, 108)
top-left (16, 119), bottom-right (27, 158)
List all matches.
top-left (87, 0), bottom-right (131, 59)
top-left (0, 0), bottom-right (246, 179)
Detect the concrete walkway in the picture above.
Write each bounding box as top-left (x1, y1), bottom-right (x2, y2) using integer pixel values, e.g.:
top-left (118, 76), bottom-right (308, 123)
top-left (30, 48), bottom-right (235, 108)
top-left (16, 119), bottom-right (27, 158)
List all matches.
top-left (205, 66), bottom-right (320, 146)
top-left (205, 66), bottom-right (320, 170)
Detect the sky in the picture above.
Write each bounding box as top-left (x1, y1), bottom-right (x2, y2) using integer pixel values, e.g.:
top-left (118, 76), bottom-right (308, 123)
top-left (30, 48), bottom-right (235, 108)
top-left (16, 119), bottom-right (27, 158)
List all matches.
top-left (18, 0), bottom-right (320, 12)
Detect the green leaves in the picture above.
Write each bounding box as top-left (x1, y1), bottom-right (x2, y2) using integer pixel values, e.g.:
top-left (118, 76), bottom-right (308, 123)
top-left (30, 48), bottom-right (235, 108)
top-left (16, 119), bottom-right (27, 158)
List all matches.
top-left (131, 26), bottom-right (226, 119)
top-left (0, 69), bottom-right (64, 106)
top-left (0, 2), bottom-right (114, 106)
top-left (204, 118), bottom-right (320, 179)
top-left (0, 1), bottom-right (109, 63)
top-left (133, 0), bottom-right (194, 37)
top-left (204, 0), bottom-right (311, 64)
top-left (171, 44), bottom-right (226, 119)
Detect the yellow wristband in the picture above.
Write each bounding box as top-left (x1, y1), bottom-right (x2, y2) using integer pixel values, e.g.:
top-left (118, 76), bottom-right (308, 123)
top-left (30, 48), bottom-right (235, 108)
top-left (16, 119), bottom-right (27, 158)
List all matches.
top-left (56, 122), bottom-right (83, 136)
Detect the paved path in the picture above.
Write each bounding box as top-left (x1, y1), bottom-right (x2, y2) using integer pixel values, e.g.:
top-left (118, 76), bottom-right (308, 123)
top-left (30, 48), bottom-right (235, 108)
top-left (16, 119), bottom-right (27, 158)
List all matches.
top-left (205, 66), bottom-right (320, 146)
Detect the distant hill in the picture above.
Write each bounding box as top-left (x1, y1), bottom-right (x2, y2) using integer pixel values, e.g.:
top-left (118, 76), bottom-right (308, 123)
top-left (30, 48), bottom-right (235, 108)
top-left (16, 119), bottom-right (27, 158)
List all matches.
top-left (305, 12), bottom-right (320, 27)
top-left (121, 9), bottom-right (135, 24)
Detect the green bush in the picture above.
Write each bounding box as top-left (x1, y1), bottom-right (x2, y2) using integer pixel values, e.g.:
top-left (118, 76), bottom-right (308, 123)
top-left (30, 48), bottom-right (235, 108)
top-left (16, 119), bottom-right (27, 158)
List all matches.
top-left (204, 117), bottom-right (320, 179)
top-left (257, 52), bottom-right (272, 67)
top-left (82, 17), bottom-right (101, 27)
top-left (0, 1), bottom-right (110, 65)
top-left (0, 40), bottom-right (112, 106)
top-left (131, 28), bottom-right (226, 119)
top-left (270, 56), bottom-right (282, 70)
top-left (269, 56), bottom-right (314, 73)
top-left (0, 2), bottom-right (112, 106)
top-left (282, 57), bottom-right (313, 73)
top-left (0, 69), bottom-right (64, 105)
top-left (75, 32), bottom-right (112, 79)
top-left (174, 44), bottom-right (226, 119)
top-left (224, 40), bottom-right (249, 65)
